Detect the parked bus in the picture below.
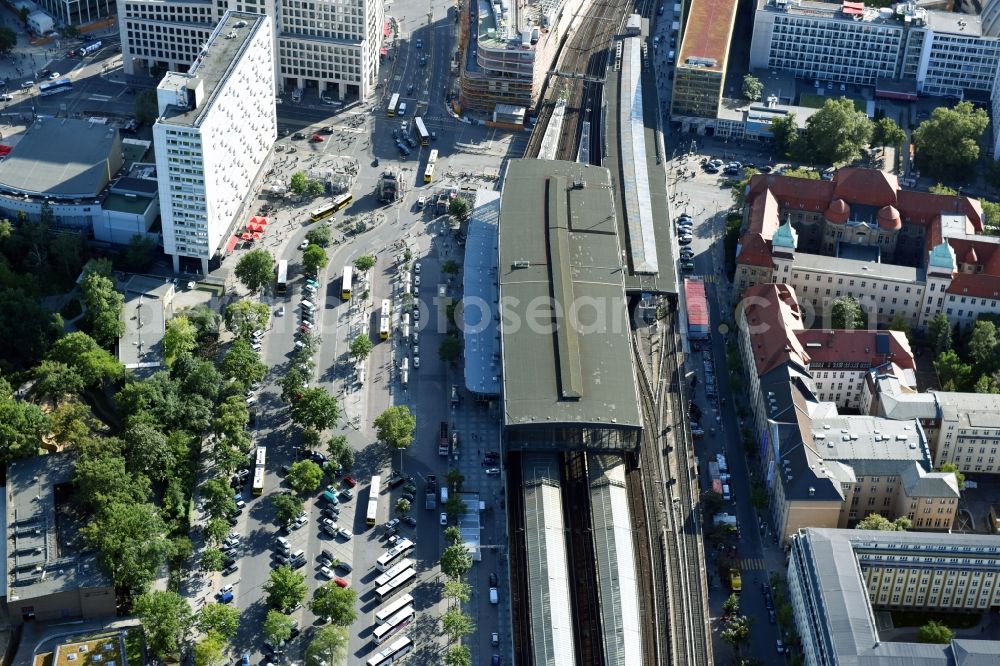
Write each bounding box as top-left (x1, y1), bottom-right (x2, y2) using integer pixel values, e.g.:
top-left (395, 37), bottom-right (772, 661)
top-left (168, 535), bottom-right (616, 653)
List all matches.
top-left (375, 594), bottom-right (414, 624)
top-left (252, 446), bottom-right (267, 496)
top-left (387, 93), bottom-right (400, 117)
top-left (376, 538), bottom-right (415, 571)
top-left (365, 635), bottom-right (412, 666)
top-left (276, 260), bottom-right (288, 294)
top-left (379, 299), bottom-right (391, 340)
top-left (374, 558), bottom-right (414, 589)
top-left (341, 265), bottom-right (354, 300)
top-left (372, 606), bottom-right (414, 645)
top-left (366, 475), bottom-right (382, 526)
top-left (38, 79), bottom-right (72, 97)
top-left (423, 149), bottom-right (438, 183)
top-left (77, 40), bottom-right (103, 56)
top-left (375, 567), bottom-right (415, 601)
top-left (414, 117), bottom-right (430, 146)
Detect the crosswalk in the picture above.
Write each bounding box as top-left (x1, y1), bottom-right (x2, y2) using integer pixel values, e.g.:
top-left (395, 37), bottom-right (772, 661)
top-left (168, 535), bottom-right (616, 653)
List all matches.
top-left (740, 557), bottom-right (766, 571)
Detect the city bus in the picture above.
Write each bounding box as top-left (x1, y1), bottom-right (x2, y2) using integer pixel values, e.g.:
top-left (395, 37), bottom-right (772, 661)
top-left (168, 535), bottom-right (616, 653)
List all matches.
top-left (375, 567), bottom-right (416, 601)
top-left (372, 606), bottom-right (414, 645)
top-left (38, 79), bottom-right (72, 97)
top-left (341, 265), bottom-right (354, 300)
top-left (423, 149), bottom-right (438, 183)
top-left (276, 259), bottom-right (288, 295)
top-left (375, 594), bottom-right (414, 624)
top-left (309, 194), bottom-right (351, 223)
top-left (414, 117), bottom-right (430, 146)
top-left (365, 635), bottom-right (412, 666)
top-left (379, 299), bottom-right (391, 340)
top-left (366, 475), bottom-right (382, 526)
top-left (376, 538), bottom-right (415, 571)
top-left (77, 40), bottom-right (103, 56)
top-left (252, 446), bottom-right (267, 496)
top-left (387, 93), bottom-right (400, 117)
top-left (331, 192), bottom-right (353, 212)
top-left (374, 558), bottom-right (414, 589)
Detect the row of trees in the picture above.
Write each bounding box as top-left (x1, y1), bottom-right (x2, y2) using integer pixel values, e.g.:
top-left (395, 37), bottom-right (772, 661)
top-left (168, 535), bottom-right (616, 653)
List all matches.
top-left (440, 523), bottom-right (475, 666)
top-left (930, 315), bottom-right (1000, 397)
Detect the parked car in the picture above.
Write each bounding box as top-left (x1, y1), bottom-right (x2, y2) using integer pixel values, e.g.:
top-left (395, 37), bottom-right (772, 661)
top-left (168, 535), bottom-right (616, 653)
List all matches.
top-left (338, 527), bottom-right (353, 540)
top-left (334, 576), bottom-right (350, 588)
top-left (318, 566), bottom-right (333, 578)
top-left (440, 513), bottom-right (448, 526)
top-left (343, 475), bottom-right (357, 487)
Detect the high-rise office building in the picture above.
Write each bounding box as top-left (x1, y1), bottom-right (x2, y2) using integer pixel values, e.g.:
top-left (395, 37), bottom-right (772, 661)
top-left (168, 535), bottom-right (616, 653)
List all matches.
top-left (152, 12), bottom-right (277, 274)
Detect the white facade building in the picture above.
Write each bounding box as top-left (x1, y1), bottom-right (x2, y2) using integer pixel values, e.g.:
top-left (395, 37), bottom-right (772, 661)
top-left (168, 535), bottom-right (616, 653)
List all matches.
top-left (118, 0), bottom-right (382, 100)
top-left (153, 12), bottom-right (276, 274)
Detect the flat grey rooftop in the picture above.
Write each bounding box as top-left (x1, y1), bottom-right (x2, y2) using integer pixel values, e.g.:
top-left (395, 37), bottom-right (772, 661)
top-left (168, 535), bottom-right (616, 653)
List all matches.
top-left (0, 118), bottom-right (121, 198)
top-left (160, 12), bottom-right (263, 127)
top-left (463, 189), bottom-right (502, 396)
top-left (499, 159), bottom-right (641, 430)
top-left (793, 251), bottom-right (925, 283)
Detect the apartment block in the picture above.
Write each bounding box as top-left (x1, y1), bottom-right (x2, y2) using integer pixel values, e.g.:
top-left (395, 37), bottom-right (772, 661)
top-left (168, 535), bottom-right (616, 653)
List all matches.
top-left (459, 0), bottom-right (592, 112)
top-left (153, 12), bottom-right (276, 274)
top-left (119, 0), bottom-right (382, 100)
top-left (788, 528), bottom-right (1000, 665)
top-left (735, 168), bottom-right (1000, 331)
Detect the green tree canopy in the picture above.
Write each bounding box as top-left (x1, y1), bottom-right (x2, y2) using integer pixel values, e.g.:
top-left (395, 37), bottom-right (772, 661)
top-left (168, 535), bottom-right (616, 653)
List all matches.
top-left (306, 225), bottom-right (333, 247)
top-left (193, 633), bottom-right (225, 666)
top-left (84, 501), bottom-right (170, 597)
top-left (855, 513), bottom-right (910, 531)
top-left (395, 498), bottom-right (411, 515)
top-left (373, 405), bottom-right (417, 450)
top-left (263, 609), bottom-right (295, 644)
top-left (327, 434), bottom-right (354, 472)
top-left (440, 543), bottom-right (473, 579)
top-left (441, 607), bottom-right (475, 641)
top-left (439, 334), bottom-right (463, 363)
top-left (289, 171), bottom-right (309, 195)
top-left (720, 615), bottom-right (752, 655)
top-left (221, 338), bottom-right (267, 388)
top-left (353, 254), bottom-right (376, 272)
top-left (303, 244), bottom-right (329, 274)
top-left (928, 313), bottom-right (953, 355)
top-left (871, 116), bottom-right (906, 150)
top-left (830, 295), bottom-right (866, 330)
top-left (31, 360), bottom-right (85, 405)
top-left (200, 548), bottom-right (224, 572)
top-left (0, 27), bottom-right (16, 54)
top-left (723, 593), bottom-right (741, 616)
top-left (304, 626), bottom-right (348, 666)
top-left (197, 602), bottom-right (240, 639)
top-left (264, 565), bottom-right (308, 611)
top-left (310, 582), bottom-right (358, 625)
top-left (917, 620), bottom-right (955, 644)
top-left (443, 578), bottom-right (472, 604)
top-left (49, 331), bottom-right (124, 387)
top-left (134, 89), bottom-right (158, 125)
top-left (938, 461), bottom-right (966, 489)
top-left (0, 287), bottom-right (64, 370)
top-left (350, 334), bottom-right (373, 360)
top-left (123, 421), bottom-right (174, 482)
top-left (164, 316), bottom-right (197, 367)
top-left (124, 234), bottom-right (157, 271)
top-left (935, 349), bottom-right (973, 391)
top-left (0, 386), bottom-right (48, 465)
top-left (929, 183), bottom-right (958, 195)
top-left (273, 492), bottom-right (304, 527)
top-left (81, 269), bottom-right (125, 348)
top-left (967, 320), bottom-right (998, 370)
top-left (134, 590), bottom-right (194, 659)
top-left (804, 97), bottom-right (873, 165)
top-left (225, 300), bottom-right (271, 338)
top-left (742, 74), bottom-right (763, 102)
top-left (913, 101), bottom-right (989, 177)
top-left (286, 460), bottom-right (324, 495)
top-left (202, 477), bottom-right (237, 520)
top-left (235, 249), bottom-right (275, 293)
top-left (291, 387), bottom-right (340, 431)
top-left (444, 646), bottom-right (472, 666)
top-left (770, 113), bottom-right (799, 160)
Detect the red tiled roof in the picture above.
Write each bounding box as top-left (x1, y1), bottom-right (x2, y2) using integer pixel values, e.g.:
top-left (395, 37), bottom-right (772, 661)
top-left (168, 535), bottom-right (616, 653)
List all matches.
top-left (832, 168), bottom-right (899, 207)
top-left (737, 234), bottom-right (774, 268)
top-left (896, 190), bottom-right (983, 232)
top-left (748, 188), bottom-right (781, 237)
top-left (741, 283), bottom-right (809, 374)
top-left (947, 273), bottom-right (1000, 300)
top-left (794, 329), bottom-right (915, 372)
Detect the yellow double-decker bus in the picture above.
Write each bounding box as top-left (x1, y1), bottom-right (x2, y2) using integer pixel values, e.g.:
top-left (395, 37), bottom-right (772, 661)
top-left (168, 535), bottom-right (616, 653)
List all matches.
top-left (423, 149), bottom-right (438, 183)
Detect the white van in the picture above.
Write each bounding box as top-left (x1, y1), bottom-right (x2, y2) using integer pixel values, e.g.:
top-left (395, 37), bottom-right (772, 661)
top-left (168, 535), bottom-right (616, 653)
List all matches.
top-left (276, 536), bottom-right (291, 553)
top-left (357, 367), bottom-right (366, 385)
top-left (440, 487), bottom-right (449, 503)
top-left (301, 299), bottom-right (315, 311)
top-left (722, 484), bottom-right (732, 502)
top-left (291, 549), bottom-right (305, 562)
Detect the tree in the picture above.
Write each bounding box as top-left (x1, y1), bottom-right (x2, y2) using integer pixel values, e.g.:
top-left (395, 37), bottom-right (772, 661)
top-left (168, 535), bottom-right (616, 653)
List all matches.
top-left (304, 626), bottom-right (348, 666)
top-left (439, 335), bottom-right (463, 363)
top-left (353, 254), bottom-right (376, 272)
top-left (263, 610), bottom-right (295, 644)
top-left (264, 566), bottom-right (308, 611)
top-left (968, 320), bottom-right (998, 370)
top-left (443, 578), bottom-right (472, 604)
top-left (374, 405), bottom-right (417, 450)
top-left (805, 97), bottom-right (873, 165)
top-left (349, 334), bottom-right (374, 360)
top-left (193, 633), bottom-right (225, 666)
top-left (855, 513), bottom-right (910, 531)
top-left (225, 300), bottom-right (271, 338)
top-left (742, 74), bottom-right (763, 102)
top-left (134, 89), bottom-right (159, 125)
top-left (306, 225), bottom-right (332, 247)
top-left (938, 461), bottom-right (966, 489)
top-left (871, 116), bottom-right (906, 151)
top-left (81, 270), bottom-right (125, 348)
top-left (124, 234), bottom-right (157, 271)
top-left (723, 593), bottom-right (741, 616)
top-left (720, 615), bottom-right (751, 655)
top-left (221, 338), bottom-right (267, 387)
top-left (395, 498), bottom-right (411, 515)
top-left (273, 492), bottom-right (304, 527)
top-left (197, 603), bottom-right (240, 639)
top-left (201, 548), bottom-right (224, 572)
top-left (235, 249), bottom-right (275, 293)
top-left (49, 231), bottom-right (87, 280)
top-left (303, 244), bottom-right (329, 275)
top-left (85, 502), bottom-right (171, 596)
top-left (830, 295), bottom-right (865, 330)
top-left (442, 259), bottom-right (460, 275)
top-left (306, 179), bottom-right (325, 197)
top-left (440, 544), bottom-right (473, 579)
top-left (0, 288), bottom-right (64, 370)
top-left (446, 468), bottom-right (465, 492)
top-left (31, 360), bottom-right (85, 405)
top-left (449, 197), bottom-right (471, 221)
top-left (49, 332), bottom-right (123, 388)
top-left (917, 620), bottom-right (954, 644)
top-left (913, 101), bottom-right (989, 177)
top-left (310, 582), bottom-right (358, 625)
top-left (444, 525), bottom-right (462, 545)
top-left (202, 477), bottom-right (237, 520)
top-left (929, 183), bottom-right (958, 195)
top-left (204, 518), bottom-right (230, 547)
top-left (984, 200), bottom-right (1000, 235)
top-left (444, 645), bottom-right (472, 666)
top-left (73, 451), bottom-right (150, 513)
top-left (441, 607), bottom-right (475, 641)
top-left (280, 366), bottom-right (307, 404)
top-left (47, 399), bottom-right (97, 448)
top-left (287, 460), bottom-right (324, 495)
top-left (888, 313), bottom-right (912, 342)
top-left (769, 113), bottom-right (799, 159)
top-left (928, 313), bottom-right (953, 355)
top-left (0, 27), bottom-right (15, 54)
top-left (327, 434), bottom-right (354, 472)
top-left (444, 494), bottom-right (467, 520)
top-left (164, 316), bottom-right (197, 367)
top-left (134, 591), bottom-right (194, 659)
top-left (935, 349), bottom-right (973, 391)
top-left (291, 387), bottom-right (340, 431)
top-left (124, 421), bottom-right (174, 481)
top-left (974, 374), bottom-right (999, 394)
top-left (289, 171), bottom-right (309, 195)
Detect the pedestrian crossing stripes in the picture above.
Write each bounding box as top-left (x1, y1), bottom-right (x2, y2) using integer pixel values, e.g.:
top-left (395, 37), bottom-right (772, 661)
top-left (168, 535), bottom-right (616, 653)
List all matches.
top-left (699, 274), bottom-right (718, 283)
top-left (88, 95), bottom-right (112, 102)
top-left (740, 557), bottom-right (766, 571)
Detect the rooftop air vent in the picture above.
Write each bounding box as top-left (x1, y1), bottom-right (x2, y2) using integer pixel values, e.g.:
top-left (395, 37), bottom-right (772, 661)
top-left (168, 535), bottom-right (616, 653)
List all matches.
top-left (511, 260), bottom-right (530, 269)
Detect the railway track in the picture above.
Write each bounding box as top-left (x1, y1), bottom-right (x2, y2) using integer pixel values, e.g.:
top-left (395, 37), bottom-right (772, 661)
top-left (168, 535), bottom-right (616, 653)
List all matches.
top-left (562, 451), bottom-right (603, 666)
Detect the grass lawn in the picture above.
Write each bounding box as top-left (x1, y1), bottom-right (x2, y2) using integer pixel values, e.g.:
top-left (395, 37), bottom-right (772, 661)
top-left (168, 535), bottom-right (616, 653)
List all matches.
top-left (799, 92), bottom-right (867, 113)
top-left (891, 610), bottom-right (981, 629)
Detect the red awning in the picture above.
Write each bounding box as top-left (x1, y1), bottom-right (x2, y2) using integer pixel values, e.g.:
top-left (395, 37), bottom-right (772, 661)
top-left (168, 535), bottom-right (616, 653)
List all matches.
top-left (241, 233), bottom-right (253, 240)
top-left (225, 235), bottom-right (239, 253)
top-left (257, 217), bottom-right (268, 226)
top-left (252, 232), bottom-right (262, 240)
top-left (842, 1), bottom-right (863, 14)
top-left (383, 20), bottom-right (392, 37)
